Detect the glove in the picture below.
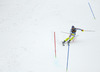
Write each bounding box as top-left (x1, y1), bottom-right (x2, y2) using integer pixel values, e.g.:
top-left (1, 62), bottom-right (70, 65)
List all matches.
top-left (81, 29), bottom-right (84, 32)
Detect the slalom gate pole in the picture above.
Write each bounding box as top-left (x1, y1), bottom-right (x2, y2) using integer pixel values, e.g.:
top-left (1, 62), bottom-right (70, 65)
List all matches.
top-left (54, 32), bottom-right (56, 58)
top-left (66, 43), bottom-right (70, 72)
top-left (88, 2), bottom-right (96, 19)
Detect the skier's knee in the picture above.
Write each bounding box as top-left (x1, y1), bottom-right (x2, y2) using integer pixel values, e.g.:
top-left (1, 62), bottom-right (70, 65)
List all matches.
top-left (65, 37), bottom-right (69, 41)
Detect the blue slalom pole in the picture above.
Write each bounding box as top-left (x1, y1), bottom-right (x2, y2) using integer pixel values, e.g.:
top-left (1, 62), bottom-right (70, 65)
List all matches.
top-left (88, 2), bottom-right (96, 19)
top-left (66, 43), bottom-right (70, 72)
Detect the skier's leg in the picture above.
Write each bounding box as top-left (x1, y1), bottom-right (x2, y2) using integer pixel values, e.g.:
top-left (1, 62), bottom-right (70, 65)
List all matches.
top-left (65, 37), bottom-right (69, 41)
top-left (69, 34), bottom-right (75, 42)
top-left (70, 36), bottom-right (74, 41)
top-left (62, 37), bottom-right (69, 46)
top-left (68, 36), bottom-right (74, 43)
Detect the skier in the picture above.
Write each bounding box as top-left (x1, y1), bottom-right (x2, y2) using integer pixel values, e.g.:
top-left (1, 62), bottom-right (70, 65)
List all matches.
top-left (62, 26), bottom-right (84, 46)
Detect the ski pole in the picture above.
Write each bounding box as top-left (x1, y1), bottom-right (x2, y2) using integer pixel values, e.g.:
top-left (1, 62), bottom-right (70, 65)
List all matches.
top-left (84, 30), bottom-right (95, 32)
top-left (61, 31), bottom-right (70, 34)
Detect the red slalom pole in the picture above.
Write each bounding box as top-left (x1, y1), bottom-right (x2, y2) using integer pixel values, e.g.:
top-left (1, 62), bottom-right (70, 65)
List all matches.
top-left (54, 32), bottom-right (56, 58)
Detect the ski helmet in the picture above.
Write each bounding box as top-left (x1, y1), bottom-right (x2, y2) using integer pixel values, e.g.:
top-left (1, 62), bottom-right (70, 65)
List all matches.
top-left (72, 26), bottom-right (75, 28)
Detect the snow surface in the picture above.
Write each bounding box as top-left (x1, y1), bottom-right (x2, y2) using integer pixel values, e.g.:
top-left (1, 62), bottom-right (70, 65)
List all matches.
top-left (0, 0), bottom-right (100, 72)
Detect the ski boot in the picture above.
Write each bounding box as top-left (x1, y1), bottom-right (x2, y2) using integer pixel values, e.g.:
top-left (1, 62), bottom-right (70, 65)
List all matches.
top-left (62, 40), bottom-right (66, 46)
